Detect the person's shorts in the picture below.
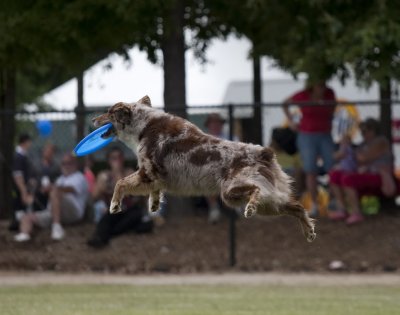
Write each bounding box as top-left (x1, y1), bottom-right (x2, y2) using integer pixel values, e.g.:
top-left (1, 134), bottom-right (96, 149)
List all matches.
top-left (329, 169), bottom-right (382, 196)
top-left (35, 195), bottom-right (83, 228)
top-left (297, 132), bottom-right (334, 173)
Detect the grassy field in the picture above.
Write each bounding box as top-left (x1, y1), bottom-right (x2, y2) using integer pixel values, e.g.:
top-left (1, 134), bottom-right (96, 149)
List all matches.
top-left (1, 283), bottom-right (399, 315)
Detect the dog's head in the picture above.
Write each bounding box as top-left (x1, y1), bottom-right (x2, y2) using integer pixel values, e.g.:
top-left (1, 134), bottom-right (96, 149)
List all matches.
top-left (92, 95), bottom-right (152, 138)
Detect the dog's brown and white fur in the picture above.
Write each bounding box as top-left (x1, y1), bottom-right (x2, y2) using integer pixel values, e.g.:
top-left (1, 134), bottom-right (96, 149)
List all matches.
top-left (93, 96), bottom-right (316, 242)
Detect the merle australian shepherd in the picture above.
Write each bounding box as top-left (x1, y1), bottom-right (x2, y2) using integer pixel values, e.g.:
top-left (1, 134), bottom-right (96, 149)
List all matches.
top-left (93, 96), bottom-right (316, 242)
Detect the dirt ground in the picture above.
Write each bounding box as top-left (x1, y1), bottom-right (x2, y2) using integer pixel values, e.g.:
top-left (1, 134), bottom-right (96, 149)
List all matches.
top-left (1, 211), bottom-right (400, 274)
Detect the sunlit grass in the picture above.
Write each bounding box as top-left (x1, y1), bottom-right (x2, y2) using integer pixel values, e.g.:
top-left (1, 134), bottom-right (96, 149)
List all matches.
top-left (1, 283), bottom-right (399, 315)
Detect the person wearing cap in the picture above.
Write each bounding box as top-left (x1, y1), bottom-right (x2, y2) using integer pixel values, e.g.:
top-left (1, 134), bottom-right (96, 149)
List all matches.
top-left (205, 113), bottom-right (227, 139)
top-left (204, 113), bottom-right (227, 223)
top-left (9, 134), bottom-right (34, 231)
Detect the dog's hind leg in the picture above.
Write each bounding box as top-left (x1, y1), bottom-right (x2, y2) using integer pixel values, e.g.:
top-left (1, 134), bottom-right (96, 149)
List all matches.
top-left (281, 201), bottom-right (316, 242)
top-left (110, 170), bottom-right (154, 214)
top-left (221, 184), bottom-right (261, 218)
top-left (148, 190), bottom-right (162, 213)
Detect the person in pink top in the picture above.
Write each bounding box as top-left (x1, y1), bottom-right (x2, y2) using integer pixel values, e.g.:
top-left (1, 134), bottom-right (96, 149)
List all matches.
top-left (283, 79), bottom-right (336, 216)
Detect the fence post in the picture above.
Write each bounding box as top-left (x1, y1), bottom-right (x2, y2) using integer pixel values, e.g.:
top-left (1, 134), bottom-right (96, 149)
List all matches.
top-left (0, 69), bottom-right (16, 220)
top-left (228, 104), bottom-right (237, 267)
top-left (76, 72), bottom-right (85, 143)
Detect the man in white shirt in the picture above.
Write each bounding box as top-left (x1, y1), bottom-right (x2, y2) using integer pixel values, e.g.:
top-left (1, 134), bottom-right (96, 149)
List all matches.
top-left (14, 153), bottom-right (89, 242)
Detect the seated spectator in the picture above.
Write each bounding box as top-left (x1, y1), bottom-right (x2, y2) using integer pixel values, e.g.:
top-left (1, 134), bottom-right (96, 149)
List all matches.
top-left (32, 143), bottom-right (60, 211)
top-left (14, 153), bottom-right (89, 242)
top-left (334, 133), bottom-right (357, 171)
top-left (329, 118), bottom-right (396, 225)
top-left (87, 147), bottom-right (153, 248)
top-left (9, 134), bottom-right (34, 231)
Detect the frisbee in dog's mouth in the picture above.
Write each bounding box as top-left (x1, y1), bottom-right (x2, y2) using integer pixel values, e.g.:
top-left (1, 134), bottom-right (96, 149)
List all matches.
top-left (101, 124), bottom-right (116, 139)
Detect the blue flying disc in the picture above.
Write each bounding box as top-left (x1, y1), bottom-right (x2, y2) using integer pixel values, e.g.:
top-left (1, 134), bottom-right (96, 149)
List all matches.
top-left (74, 123), bottom-right (115, 156)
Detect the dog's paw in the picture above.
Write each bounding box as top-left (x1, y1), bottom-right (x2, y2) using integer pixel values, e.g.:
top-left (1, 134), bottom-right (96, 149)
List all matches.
top-left (149, 201), bottom-right (160, 213)
top-left (244, 204), bottom-right (257, 218)
top-left (148, 195), bottom-right (160, 213)
top-left (109, 200), bottom-right (122, 214)
top-left (306, 228), bottom-right (317, 242)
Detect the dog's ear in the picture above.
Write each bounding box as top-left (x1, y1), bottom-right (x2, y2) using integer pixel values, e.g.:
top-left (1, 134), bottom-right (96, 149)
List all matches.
top-left (137, 95), bottom-right (152, 107)
top-left (113, 103), bottom-right (132, 125)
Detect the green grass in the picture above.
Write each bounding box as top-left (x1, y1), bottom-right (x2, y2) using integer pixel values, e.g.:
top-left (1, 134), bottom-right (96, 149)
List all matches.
top-left (1, 284), bottom-right (399, 315)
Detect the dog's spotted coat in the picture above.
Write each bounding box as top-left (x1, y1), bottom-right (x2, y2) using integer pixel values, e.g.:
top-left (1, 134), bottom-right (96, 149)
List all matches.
top-left (93, 96), bottom-right (316, 242)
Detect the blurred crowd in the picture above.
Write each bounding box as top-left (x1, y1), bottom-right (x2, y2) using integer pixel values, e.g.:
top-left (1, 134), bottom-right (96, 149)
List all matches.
top-left (280, 79), bottom-right (398, 224)
top-left (8, 83), bottom-right (399, 246)
top-left (10, 138), bottom-right (154, 248)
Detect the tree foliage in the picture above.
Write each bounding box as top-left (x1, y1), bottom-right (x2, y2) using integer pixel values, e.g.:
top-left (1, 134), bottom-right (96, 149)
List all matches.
top-left (224, 0), bottom-right (400, 89)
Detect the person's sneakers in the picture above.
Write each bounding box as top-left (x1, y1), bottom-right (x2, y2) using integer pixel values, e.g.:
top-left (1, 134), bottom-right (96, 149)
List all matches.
top-left (328, 210), bottom-right (348, 221)
top-left (14, 232), bottom-right (31, 242)
top-left (51, 223), bottom-right (65, 241)
top-left (208, 207), bottom-right (221, 224)
top-left (346, 212), bottom-right (365, 225)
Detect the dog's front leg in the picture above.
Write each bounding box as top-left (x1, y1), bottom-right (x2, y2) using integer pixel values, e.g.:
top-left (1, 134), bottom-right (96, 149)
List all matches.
top-left (110, 171), bottom-right (154, 214)
top-left (148, 190), bottom-right (163, 213)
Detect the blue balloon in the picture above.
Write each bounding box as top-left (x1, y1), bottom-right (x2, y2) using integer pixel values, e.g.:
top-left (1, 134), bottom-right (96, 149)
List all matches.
top-left (36, 120), bottom-right (52, 137)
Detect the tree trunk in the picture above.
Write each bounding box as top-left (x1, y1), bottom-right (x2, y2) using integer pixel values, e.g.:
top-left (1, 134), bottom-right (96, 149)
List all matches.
top-left (379, 78), bottom-right (392, 144)
top-left (161, 0), bottom-right (186, 118)
top-left (0, 68), bottom-right (17, 219)
top-left (76, 72), bottom-right (85, 142)
top-left (252, 53), bottom-right (263, 145)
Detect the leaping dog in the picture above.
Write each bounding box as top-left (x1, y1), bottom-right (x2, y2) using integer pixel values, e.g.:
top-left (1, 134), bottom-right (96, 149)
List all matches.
top-left (93, 95), bottom-right (316, 242)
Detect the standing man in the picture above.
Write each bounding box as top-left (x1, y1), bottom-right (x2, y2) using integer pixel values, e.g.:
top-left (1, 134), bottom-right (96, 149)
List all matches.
top-left (204, 113), bottom-right (227, 223)
top-left (9, 134), bottom-right (33, 231)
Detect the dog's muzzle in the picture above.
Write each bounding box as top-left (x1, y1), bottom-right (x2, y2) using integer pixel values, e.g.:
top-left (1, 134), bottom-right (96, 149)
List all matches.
top-left (92, 114), bottom-right (117, 138)
top-left (101, 124), bottom-right (117, 139)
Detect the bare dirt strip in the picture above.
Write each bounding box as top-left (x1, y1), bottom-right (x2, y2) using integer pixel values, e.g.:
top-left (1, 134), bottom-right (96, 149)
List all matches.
top-left (0, 272), bottom-right (399, 287)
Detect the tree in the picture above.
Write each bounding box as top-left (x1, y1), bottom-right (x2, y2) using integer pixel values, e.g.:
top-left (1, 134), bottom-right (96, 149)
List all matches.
top-left (125, 0), bottom-right (231, 116)
top-left (0, 0), bottom-right (144, 217)
top-left (204, 0), bottom-right (265, 144)
top-left (234, 0), bottom-right (400, 142)
top-left (0, 0), bottom-right (233, 216)
top-left (334, 0), bottom-right (400, 143)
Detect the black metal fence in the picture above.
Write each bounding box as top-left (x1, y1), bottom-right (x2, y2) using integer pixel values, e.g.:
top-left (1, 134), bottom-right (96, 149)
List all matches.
top-left (2, 99), bottom-right (400, 213)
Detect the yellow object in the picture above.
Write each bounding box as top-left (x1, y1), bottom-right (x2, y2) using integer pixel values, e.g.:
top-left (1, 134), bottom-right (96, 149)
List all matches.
top-left (332, 99), bottom-right (360, 142)
top-left (275, 152), bottom-right (302, 170)
top-left (300, 186), bottom-right (330, 217)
